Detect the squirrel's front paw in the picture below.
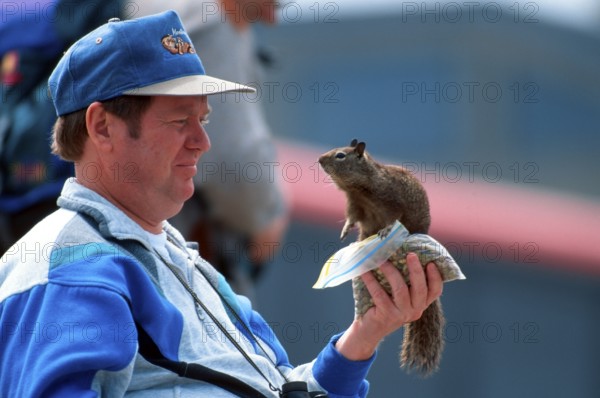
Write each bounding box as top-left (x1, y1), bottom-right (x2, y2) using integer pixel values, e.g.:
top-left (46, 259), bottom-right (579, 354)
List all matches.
top-left (340, 219), bottom-right (355, 241)
top-left (377, 224), bottom-right (394, 239)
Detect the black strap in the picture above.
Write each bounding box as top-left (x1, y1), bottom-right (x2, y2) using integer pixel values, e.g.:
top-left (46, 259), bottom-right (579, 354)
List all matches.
top-left (103, 232), bottom-right (273, 397)
top-left (135, 322), bottom-right (269, 398)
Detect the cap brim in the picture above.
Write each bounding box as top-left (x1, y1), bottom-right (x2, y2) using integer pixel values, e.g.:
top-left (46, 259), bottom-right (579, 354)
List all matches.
top-left (122, 75), bottom-right (256, 96)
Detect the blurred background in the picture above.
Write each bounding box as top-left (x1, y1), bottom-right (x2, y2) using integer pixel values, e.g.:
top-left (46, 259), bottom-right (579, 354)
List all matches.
top-left (246, 1), bottom-right (600, 397)
top-left (2, 0), bottom-right (599, 396)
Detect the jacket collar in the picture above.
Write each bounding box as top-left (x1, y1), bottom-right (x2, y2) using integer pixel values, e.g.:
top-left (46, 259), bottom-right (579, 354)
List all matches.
top-left (57, 178), bottom-right (186, 250)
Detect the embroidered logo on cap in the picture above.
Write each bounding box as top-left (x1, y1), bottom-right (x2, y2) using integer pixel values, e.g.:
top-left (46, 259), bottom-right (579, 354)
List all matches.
top-left (161, 34), bottom-right (196, 55)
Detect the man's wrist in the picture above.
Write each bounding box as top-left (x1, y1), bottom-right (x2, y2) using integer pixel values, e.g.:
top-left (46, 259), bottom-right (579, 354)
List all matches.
top-left (313, 332), bottom-right (376, 397)
top-left (334, 320), bottom-right (380, 361)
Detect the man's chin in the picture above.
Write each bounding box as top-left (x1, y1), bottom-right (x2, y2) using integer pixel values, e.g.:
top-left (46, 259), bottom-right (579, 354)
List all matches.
top-left (182, 182), bottom-right (196, 203)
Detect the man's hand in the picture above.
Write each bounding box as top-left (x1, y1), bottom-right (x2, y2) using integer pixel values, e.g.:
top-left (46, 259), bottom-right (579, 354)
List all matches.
top-left (334, 253), bottom-right (443, 361)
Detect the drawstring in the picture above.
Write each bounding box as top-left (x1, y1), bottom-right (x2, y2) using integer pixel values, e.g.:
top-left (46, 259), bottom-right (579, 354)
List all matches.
top-left (155, 236), bottom-right (286, 395)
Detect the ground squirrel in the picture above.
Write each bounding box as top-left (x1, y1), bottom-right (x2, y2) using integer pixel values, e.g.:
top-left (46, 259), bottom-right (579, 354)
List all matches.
top-left (318, 139), bottom-right (445, 376)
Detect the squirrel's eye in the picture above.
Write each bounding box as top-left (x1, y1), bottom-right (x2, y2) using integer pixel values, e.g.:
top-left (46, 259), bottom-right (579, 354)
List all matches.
top-left (335, 152), bottom-right (346, 160)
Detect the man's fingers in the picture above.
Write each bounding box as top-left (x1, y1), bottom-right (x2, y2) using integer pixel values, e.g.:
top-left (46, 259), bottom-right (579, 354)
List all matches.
top-left (360, 256), bottom-right (444, 324)
top-left (406, 253), bottom-right (427, 310)
top-left (425, 262), bottom-right (444, 305)
top-left (379, 261), bottom-right (410, 306)
top-left (361, 266), bottom-right (395, 309)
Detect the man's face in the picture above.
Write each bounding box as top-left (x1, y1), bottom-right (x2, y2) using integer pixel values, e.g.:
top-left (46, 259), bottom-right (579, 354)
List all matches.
top-left (107, 95), bottom-right (211, 227)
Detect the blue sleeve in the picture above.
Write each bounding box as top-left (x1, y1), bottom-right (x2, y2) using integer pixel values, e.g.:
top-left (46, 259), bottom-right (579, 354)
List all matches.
top-left (312, 333), bottom-right (375, 398)
top-left (218, 276), bottom-right (372, 393)
top-left (0, 283), bottom-right (137, 397)
top-left (216, 275), bottom-right (373, 397)
top-left (0, 245), bottom-right (185, 397)
top-left (216, 274), bottom-right (292, 368)
top-left (243, 298), bottom-right (292, 368)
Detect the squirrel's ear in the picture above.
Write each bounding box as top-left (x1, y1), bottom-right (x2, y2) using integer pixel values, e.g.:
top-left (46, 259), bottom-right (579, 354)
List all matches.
top-left (355, 142), bottom-right (366, 157)
top-left (350, 138), bottom-right (358, 147)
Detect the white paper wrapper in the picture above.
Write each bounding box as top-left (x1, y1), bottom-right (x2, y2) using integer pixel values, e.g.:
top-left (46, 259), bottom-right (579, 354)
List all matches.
top-left (313, 221), bottom-right (409, 288)
top-left (313, 220), bottom-right (466, 290)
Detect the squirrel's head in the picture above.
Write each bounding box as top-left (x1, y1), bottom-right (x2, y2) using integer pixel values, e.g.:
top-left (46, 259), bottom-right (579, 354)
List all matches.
top-left (318, 139), bottom-right (376, 189)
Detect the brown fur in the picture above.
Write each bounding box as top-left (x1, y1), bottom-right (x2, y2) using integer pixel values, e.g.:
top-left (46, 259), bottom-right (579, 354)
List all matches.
top-left (319, 139), bottom-right (445, 376)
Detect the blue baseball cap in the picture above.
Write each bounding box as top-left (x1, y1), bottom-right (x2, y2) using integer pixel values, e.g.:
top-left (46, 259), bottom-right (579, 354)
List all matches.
top-left (49, 10), bottom-right (255, 116)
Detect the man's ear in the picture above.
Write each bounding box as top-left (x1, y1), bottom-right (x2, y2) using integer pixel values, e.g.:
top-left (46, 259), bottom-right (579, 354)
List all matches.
top-left (85, 102), bottom-right (113, 152)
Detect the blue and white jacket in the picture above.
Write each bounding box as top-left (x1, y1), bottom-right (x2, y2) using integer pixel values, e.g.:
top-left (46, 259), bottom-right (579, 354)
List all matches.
top-left (0, 179), bottom-right (374, 397)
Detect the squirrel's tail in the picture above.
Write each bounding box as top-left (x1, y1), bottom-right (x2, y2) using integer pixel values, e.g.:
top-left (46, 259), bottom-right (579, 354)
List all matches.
top-left (400, 298), bottom-right (445, 376)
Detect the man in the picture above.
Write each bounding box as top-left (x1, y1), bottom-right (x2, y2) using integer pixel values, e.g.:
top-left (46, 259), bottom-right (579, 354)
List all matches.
top-left (0, 11), bottom-right (443, 397)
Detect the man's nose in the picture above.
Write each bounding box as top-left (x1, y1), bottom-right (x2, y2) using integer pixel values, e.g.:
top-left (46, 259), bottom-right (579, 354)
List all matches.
top-left (188, 122), bottom-right (211, 153)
